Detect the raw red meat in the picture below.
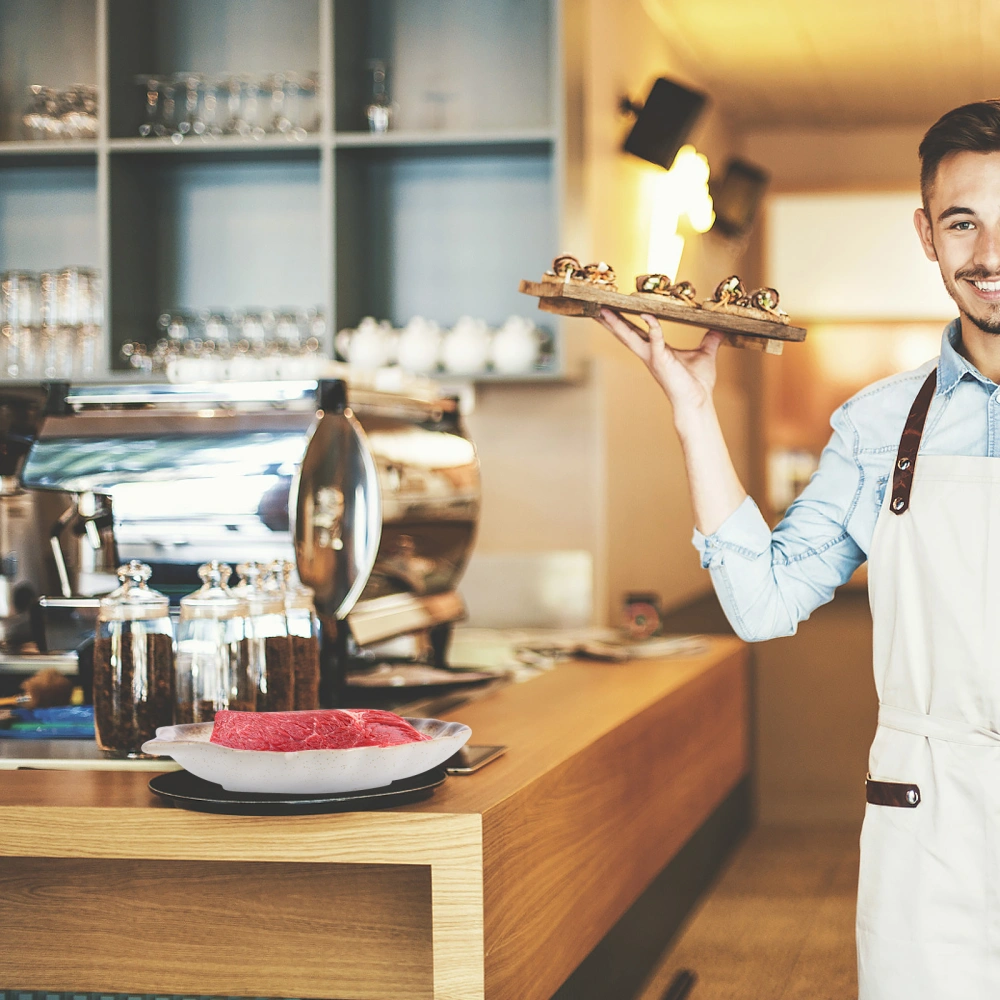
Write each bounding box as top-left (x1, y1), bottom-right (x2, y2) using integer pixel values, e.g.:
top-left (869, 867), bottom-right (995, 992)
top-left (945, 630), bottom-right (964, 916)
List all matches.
top-left (209, 708), bottom-right (432, 752)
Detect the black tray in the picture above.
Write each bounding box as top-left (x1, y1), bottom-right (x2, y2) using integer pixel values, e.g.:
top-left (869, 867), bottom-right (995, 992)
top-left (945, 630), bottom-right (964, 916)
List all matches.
top-left (148, 766), bottom-right (447, 815)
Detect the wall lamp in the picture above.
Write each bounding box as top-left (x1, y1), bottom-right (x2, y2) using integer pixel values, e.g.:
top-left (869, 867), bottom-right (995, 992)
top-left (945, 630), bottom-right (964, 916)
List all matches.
top-left (621, 77), bottom-right (707, 171)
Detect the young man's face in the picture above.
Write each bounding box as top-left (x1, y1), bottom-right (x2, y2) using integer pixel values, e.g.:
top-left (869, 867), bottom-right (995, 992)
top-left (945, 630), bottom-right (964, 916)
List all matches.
top-left (915, 150), bottom-right (1000, 334)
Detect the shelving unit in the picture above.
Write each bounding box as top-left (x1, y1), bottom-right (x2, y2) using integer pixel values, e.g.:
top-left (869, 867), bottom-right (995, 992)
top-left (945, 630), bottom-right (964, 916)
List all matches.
top-left (0, 0), bottom-right (569, 379)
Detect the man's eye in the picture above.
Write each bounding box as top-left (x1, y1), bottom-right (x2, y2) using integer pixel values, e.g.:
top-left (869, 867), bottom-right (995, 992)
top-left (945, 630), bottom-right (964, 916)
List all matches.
top-left (951, 220), bottom-right (975, 230)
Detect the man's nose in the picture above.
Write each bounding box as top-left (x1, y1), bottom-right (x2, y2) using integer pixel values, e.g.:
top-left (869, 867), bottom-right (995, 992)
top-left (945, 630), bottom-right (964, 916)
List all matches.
top-left (974, 226), bottom-right (1000, 273)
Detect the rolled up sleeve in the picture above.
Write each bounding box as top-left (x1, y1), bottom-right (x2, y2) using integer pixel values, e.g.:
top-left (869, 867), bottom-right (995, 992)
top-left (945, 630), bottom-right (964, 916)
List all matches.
top-left (690, 405), bottom-right (867, 642)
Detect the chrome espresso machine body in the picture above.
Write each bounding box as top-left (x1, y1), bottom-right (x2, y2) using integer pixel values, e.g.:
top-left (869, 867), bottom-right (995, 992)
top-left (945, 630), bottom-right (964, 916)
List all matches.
top-left (20, 379), bottom-right (481, 700)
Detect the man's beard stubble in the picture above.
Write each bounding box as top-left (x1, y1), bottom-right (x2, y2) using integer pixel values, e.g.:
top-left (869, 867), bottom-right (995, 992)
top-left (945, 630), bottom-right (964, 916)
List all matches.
top-left (941, 264), bottom-right (1000, 335)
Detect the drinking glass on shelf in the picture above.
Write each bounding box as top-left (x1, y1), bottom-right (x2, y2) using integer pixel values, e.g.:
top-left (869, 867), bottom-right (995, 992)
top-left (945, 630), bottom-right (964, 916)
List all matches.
top-left (21, 86), bottom-right (62, 140)
top-left (365, 60), bottom-right (392, 133)
top-left (274, 311), bottom-right (301, 353)
top-left (137, 76), bottom-right (161, 137)
top-left (0, 271), bottom-right (40, 378)
top-left (299, 74), bottom-right (320, 135)
top-left (159, 80), bottom-right (180, 140)
top-left (268, 73), bottom-right (290, 135)
top-left (176, 74), bottom-right (205, 137)
top-left (2, 271), bottom-right (40, 330)
top-left (237, 76), bottom-right (266, 139)
top-left (193, 310), bottom-right (218, 357)
top-left (71, 268), bottom-right (102, 376)
top-left (234, 310), bottom-right (267, 353)
top-left (222, 75), bottom-right (245, 135)
top-left (200, 77), bottom-right (223, 137)
top-left (60, 85), bottom-right (98, 139)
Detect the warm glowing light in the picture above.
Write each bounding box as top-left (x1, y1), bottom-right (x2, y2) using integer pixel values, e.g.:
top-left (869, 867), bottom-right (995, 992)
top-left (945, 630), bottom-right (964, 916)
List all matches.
top-left (646, 145), bottom-right (715, 279)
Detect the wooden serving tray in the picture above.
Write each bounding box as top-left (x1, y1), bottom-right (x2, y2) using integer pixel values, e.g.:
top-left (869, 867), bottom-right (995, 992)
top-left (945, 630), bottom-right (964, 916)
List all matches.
top-left (519, 278), bottom-right (807, 354)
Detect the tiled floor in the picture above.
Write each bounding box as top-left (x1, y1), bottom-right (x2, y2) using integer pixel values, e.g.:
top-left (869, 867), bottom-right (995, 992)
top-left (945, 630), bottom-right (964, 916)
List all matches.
top-left (637, 825), bottom-right (861, 1000)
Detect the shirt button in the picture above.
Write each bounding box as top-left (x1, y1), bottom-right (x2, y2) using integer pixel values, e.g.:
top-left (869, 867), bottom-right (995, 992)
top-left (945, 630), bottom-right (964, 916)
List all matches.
top-left (906, 788), bottom-right (920, 805)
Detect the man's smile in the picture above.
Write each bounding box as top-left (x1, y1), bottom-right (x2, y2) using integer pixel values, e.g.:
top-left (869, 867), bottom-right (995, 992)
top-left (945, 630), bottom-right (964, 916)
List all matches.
top-left (964, 276), bottom-right (1000, 301)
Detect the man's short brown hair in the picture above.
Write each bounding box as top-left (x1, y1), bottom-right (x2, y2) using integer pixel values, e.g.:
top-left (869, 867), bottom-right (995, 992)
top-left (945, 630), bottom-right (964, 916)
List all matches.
top-left (920, 100), bottom-right (1000, 208)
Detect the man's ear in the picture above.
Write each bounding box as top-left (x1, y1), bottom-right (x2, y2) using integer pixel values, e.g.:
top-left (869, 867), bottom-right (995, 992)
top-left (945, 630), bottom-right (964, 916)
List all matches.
top-left (914, 207), bottom-right (938, 262)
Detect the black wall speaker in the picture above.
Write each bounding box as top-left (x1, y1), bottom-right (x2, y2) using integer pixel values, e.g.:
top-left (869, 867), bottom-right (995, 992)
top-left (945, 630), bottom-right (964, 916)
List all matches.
top-left (622, 77), bottom-right (708, 170)
top-left (710, 158), bottom-right (770, 238)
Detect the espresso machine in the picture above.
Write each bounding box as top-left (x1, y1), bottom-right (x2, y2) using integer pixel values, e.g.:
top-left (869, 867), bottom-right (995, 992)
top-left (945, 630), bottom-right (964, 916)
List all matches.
top-left (0, 383), bottom-right (113, 653)
top-left (18, 378), bottom-right (481, 703)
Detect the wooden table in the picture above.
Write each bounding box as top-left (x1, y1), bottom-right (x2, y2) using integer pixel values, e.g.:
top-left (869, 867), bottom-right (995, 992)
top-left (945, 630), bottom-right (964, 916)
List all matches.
top-left (0, 637), bottom-right (748, 1000)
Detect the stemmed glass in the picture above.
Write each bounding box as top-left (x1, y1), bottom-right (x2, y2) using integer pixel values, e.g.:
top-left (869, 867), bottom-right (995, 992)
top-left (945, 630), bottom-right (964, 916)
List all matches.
top-left (137, 76), bottom-right (161, 137)
top-left (60, 85), bottom-right (98, 138)
top-left (159, 80), bottom-right (180, 140)
top-left (177, 74), bottom-right (206, 138)
top-left (200, 77), bottom-right (223, 137)
top-left (136, 71), bottom-right (321, 140)
top-left (22, 86), bottom-right (63, 140)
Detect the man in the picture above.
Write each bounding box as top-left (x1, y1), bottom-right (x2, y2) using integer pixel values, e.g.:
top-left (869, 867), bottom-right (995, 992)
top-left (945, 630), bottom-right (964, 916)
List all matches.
top-left (599, 101), bottom-right (1000, 998)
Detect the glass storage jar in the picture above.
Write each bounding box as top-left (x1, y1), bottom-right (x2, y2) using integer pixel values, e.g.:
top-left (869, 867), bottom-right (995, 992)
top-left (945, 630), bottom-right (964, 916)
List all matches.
top-left (273, 559), bottom-right (321, 710)
top-left (175, 561), bottom-right (252, 723)
top-left (235, 561), bottom-right (292, 712)
top-left (93, 560), bottom-right (174, 757)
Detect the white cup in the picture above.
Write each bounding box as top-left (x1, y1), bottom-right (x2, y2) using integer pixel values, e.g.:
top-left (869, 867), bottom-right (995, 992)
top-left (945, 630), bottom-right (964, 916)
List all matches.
top-left (397, 316), bottom-right (442, 373)
top-left (345, 316), bottom-right (390, 370)
top-left (490, 315), bottom-right (541, 374)
top-left (441, 315), bottom-right (491, 374)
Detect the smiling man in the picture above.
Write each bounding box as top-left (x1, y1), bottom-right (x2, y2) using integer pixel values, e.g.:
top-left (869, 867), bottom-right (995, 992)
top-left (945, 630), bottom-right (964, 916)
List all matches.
top-left (599, 100), bottom-right (1000, 999)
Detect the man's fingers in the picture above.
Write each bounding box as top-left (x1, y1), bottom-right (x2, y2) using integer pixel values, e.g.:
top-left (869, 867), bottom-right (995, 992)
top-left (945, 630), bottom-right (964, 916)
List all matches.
top-left (700, 330), bottom-right (725, 358)
top-left (641, 313), bottom-right (678, 367)
top-left (599, 308), bottom-right (651, 357)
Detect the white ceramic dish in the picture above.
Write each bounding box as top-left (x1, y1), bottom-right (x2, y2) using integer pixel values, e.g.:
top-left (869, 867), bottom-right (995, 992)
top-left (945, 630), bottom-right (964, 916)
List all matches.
top-left (140, 717), bottom-right (472, 794)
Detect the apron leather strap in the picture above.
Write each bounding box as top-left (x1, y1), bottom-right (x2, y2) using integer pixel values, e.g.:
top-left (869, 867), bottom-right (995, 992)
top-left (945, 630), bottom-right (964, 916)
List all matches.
top-left (866, 775), bottom-right (921, 807)
top-left (889, 368), bottom-right (938, 515)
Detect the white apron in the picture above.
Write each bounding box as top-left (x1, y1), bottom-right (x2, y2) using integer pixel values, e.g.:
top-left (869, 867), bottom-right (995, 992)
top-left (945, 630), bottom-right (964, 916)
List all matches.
top-left (860, 368), bottom-right (1000, 997)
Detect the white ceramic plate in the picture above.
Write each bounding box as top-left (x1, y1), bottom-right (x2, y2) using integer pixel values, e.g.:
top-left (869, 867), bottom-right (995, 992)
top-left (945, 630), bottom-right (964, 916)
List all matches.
top-left (140, 717), bottom-right (472, 794)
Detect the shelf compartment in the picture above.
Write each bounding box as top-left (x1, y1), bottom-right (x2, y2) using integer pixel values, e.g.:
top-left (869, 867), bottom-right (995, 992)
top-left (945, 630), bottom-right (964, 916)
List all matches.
top-left (107, 0), bottom-right (323, 140)
top-left (0, 162), bottom-right (99, 272)
top-left (335, 144), bottom-right (556, 333)
top-left (334, 0), bottom-right (553, 134)
top-left (0, 0), bottom-right (99, 142)
top-left (108, 154), bottom-right (325, 366)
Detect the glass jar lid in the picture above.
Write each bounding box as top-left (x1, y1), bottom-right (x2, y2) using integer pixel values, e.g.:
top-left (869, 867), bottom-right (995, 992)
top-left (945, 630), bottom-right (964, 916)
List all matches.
top-left (233, 561), bottom-right (285, 616)
top-left (179, 561), bottom-right (248, 621)
top-left (273, 558), bottom-right (317, 612)
top-left (99, 560), bottom-right (170, 622)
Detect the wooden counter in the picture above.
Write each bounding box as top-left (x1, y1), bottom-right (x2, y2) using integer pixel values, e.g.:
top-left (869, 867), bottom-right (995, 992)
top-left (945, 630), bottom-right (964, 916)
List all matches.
top-left (0, 637), bottom-right (748, 1000)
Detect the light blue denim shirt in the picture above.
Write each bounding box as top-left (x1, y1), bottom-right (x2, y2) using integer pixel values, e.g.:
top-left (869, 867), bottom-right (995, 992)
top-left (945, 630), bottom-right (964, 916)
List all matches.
top-left (692, 318), bottom-right (1000, 642)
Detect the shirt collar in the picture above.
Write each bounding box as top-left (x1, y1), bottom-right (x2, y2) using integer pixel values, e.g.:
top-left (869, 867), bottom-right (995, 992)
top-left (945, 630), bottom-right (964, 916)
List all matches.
top-left (937, 318), bottom-right (997, 394)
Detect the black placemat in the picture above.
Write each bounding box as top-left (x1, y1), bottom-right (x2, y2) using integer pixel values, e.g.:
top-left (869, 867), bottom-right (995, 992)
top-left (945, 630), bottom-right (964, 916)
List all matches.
top-left (149, 766), bottom-right (447, 815)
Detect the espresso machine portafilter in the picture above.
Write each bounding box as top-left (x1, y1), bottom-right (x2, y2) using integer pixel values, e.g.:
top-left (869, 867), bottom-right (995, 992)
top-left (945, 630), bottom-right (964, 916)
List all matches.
top-left (20, 378), bottom-right (481, 703)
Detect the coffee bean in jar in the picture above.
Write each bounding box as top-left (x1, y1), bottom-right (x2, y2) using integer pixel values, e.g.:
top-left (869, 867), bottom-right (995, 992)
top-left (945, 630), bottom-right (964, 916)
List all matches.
top-left (93, 561), bottom-right (175, 757)
top-left (235, 561), bottom-right (293, 712)
top-left (271, 560), bottom-right (322, 710)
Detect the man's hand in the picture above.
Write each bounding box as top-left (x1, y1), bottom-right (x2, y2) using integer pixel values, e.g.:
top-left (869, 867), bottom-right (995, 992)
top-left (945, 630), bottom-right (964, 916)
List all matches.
top-left (597, 308), bottom-right (724, 421)
top-left (594, 307), bottom-right (746, 536)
